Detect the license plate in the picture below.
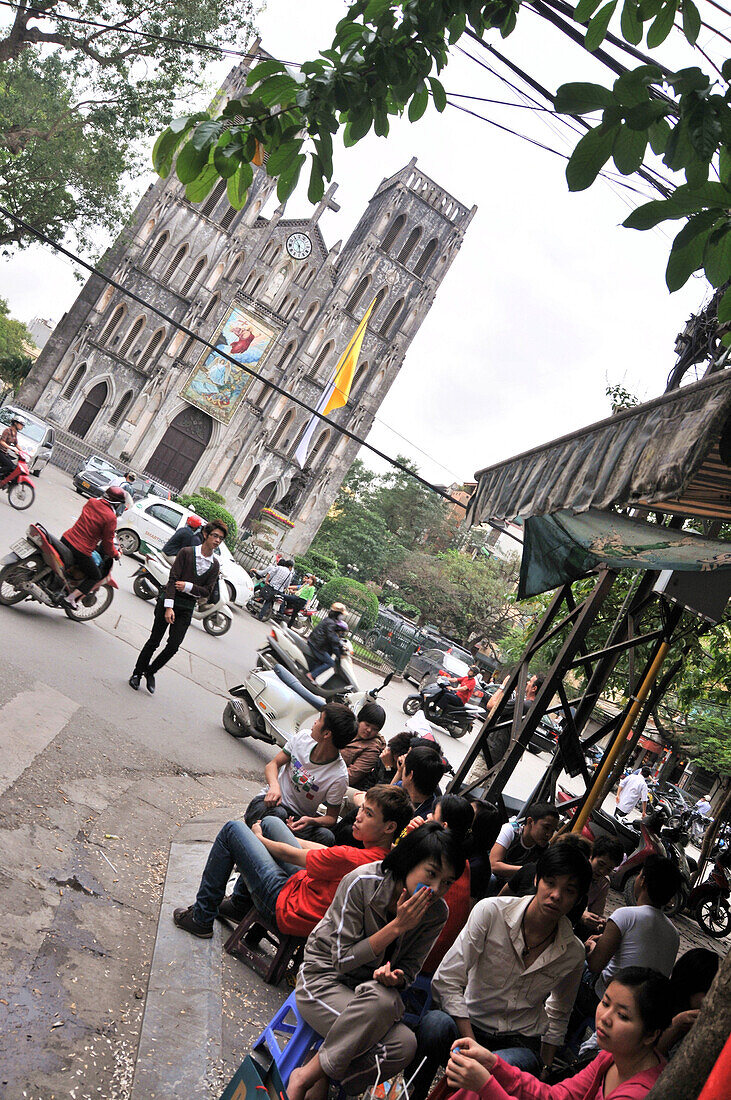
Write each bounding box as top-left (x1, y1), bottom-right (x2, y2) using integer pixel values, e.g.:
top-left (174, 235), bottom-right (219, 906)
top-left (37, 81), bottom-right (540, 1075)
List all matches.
top-left (11, 537), bottom-right (34, 556)
top-left (81, 480), bottom-right (90, 489)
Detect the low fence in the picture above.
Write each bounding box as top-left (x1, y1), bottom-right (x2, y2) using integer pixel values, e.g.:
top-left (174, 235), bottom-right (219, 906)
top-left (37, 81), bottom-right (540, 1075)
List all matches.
top-left (40, 423), bottom-right (176, 497)
top-left (233, 540), bottom-right (277, 576)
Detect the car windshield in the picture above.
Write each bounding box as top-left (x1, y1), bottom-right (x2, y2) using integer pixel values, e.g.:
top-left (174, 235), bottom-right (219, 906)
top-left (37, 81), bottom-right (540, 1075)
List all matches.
top-left (19, 422), bottom-right (45, 442)
top-left (442, 654), bottom-right (470, 676)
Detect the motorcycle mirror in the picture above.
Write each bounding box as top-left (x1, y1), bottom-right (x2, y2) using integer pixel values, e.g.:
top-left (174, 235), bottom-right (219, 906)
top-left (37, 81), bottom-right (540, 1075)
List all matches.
top-left (381, 672), bottom-right (394, 688)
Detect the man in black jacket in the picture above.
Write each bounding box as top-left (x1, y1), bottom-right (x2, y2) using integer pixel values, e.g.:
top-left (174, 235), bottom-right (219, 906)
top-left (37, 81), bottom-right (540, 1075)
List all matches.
top-left (161, 515), bottom-right (205, 563)
top-left (307, 602), bottom-right (349, 679)
top-left (129, 521), bottom-right (225, 694)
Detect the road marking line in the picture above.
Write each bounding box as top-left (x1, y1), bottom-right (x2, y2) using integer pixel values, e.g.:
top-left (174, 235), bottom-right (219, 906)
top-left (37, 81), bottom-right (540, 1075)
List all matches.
top-left (0, 685), bottom-right (79, 797)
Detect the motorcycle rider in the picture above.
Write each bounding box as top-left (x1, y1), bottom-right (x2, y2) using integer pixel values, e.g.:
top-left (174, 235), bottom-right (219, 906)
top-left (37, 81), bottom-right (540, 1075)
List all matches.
top-left (161, 514), bottom-right (205, 564)
top-left (282, 572), bottom-right (317, 627)
top-left (0, 413), bottom-right (24, 479)
top-left (307, 602), bottom-right (349, 680)
top-left (436, 664), bottom-right (480, 712)
top-left (258, 557), bottom-right (294, 620)
top-left (60, 484), bottom-right (124, 609)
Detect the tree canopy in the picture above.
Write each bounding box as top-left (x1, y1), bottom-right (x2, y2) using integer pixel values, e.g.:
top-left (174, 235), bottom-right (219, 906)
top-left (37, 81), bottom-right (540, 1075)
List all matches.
top-left (155, 0), bottom-right (731, 335)
top-left (0, 296), bottom-right (33, 393)
top-left (0, 0), bottom-right (257, 249)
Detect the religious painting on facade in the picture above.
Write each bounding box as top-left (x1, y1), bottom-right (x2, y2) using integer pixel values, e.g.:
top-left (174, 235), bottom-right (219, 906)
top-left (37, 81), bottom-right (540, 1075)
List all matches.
top-left (180, 304), bottom-right (278, 425)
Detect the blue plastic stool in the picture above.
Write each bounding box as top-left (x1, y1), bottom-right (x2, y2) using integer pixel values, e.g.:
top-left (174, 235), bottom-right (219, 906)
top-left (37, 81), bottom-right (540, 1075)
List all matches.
top-left (254, 991), bottom-right (324, 1086)
top-left (401, 972), bottom-right (433, 1028)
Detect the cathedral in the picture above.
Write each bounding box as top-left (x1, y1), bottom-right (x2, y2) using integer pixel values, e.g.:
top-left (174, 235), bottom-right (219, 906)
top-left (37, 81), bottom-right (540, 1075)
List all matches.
top-left (21, 48), bottom-right (475, 554)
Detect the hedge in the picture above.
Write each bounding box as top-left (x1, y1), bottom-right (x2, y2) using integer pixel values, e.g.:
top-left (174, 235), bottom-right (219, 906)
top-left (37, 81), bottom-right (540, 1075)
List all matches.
top-left (195, 486), bottom-right (227, 505)
top-left (294, 548), bottom-right (339, 582)
top-left (176, 493), bottom-right (237, 551)
top-left (317, 575), bottom-right (379, 629)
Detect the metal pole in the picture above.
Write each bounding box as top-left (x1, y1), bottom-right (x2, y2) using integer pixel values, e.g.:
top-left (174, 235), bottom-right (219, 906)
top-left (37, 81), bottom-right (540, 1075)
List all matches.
top-left (570, 639), bottom-right (671, 835)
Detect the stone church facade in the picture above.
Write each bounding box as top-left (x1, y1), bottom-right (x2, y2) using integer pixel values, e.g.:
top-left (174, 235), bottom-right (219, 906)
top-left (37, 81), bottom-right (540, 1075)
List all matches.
top-left (21, 50), bottom-right (475, 554)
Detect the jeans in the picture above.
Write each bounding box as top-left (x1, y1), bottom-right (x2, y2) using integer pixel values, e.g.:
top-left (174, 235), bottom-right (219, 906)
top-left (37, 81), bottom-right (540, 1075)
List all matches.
top-left (406, 1010), bottom-right (541, 1100)
top-left (134, 598), bottom-right (194, 676)
top-left (309, 650), bottom-right (335, 679)
top-left (244, 793), bottom-right (337, 845)
top-left (61, 536), bottom-right (103, 594)
top-left (192, 816), bottom-right (303, 928)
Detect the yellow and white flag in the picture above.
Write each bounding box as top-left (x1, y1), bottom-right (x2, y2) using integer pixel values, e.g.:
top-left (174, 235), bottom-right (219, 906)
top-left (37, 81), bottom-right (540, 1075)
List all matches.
top-left (294, 295), bottom-right (377, 468)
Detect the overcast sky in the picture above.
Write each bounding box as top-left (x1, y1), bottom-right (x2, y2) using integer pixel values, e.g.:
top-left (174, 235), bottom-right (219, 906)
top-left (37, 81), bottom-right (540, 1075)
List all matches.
top-left (1, 1), bottom-right (710, 486)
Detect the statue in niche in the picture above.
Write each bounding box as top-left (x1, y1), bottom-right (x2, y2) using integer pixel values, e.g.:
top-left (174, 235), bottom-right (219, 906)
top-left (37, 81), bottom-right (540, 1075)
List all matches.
top-left (279, 469), bottom-right (311, 514)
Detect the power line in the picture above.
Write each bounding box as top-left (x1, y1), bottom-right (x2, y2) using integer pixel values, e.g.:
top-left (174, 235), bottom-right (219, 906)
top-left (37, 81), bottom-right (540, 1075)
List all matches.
top-left (0, 203), bottom-right (470, 509)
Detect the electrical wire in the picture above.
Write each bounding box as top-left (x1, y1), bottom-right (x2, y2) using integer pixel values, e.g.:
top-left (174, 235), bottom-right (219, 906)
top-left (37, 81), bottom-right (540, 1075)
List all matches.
top-left (0, 202), bottom-right (471, 509)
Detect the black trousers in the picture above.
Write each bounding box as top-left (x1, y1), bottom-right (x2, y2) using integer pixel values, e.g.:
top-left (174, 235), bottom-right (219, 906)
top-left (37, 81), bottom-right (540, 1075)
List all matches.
top-left (283, 594), bottom-right (307, 625)
top-left (134, 599), bottom-right (194, 676)
top-left (61, 536), bottom-right (102, 595)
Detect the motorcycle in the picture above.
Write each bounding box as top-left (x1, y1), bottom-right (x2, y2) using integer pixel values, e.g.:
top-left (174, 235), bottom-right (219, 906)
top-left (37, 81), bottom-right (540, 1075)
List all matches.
top-left (223, 650), bottom-right (390, 747)
top-left (689, 809), bottom-right (710, 846)
top-left (401, 677), bottom-right (486, 739)
top-left (0, 522), bottom-right (117, 621)
top-left (257, 621), bottom-right (361, 697)
top-left (131, 547), bottom-right (233, 636)
top-left (609, 807), bottom-right (696, 916)
top-left (246, 586), bottom-right (315, 634)
top-left (0, 447), bottom-right (35, 510)
top-left (688, 850), bottom-right (731, 939)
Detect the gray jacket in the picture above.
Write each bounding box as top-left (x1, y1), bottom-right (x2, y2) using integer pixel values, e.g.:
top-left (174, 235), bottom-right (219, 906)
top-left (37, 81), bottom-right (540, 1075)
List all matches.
top-left (300, 861), bottom-right (448, 990)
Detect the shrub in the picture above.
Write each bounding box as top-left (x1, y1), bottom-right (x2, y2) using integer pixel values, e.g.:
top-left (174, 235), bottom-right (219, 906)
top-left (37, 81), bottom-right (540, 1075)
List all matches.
top-left (316, 575), bottom-right (379, 629)
top-left (176, 493), bottom-right (237, 550)
top-left (196, 486), bottom-right (227, 505)
top-left (294, 549), bottom-right (338, 582)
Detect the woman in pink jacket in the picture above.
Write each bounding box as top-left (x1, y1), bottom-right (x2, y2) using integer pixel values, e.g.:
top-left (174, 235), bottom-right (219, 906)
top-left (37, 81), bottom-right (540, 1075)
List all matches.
top-left (444, 967), bottom-right (671, 1100)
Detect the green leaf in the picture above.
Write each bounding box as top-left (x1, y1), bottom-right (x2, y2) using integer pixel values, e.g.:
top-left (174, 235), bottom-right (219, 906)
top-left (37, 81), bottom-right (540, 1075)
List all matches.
top-left (638, 0), bottom-right (663, 16)
top-left (612, 124), bottom-right (647, 173)
top-left (648, 117), bottom-right (671, 154)
top-left (720, 146), bottom-right (731, 186)
top-left (666, 223), bottom-right (708, 290)
top-left (307, 158), bottom-right (325, 204)
top-left (566, 123), bottom-right (619, 190)
top-left (264, 140), bottom-right (303, 177)
top-left (723, 60), bottom-right (731, 81)
top-left (585, 1), bottom-right (618, 52)
top-left (227, 161), bottom-right (253, 209)
top-left (190, 119), bottom-right (223, 152)
top-left (717, 285), bottom-right (731, 323)
top-left (152, 114), bottom-right (208, 176)
top-left (257, 74), bottom-right (299, 109)
top-left (554, 82), bottom-right (615, 113)
top-left (574, 0), bottom-right (604, 22)
top-left (686, 101), bottom-right (722, 161)
top-left (647, 1), bottom-right (680, 48)
top-left (681, 0), bottom-right (701, 44)
top-left (276, 153), bottom-right (305, 203)
top-left (176, 139), bottom-right (209, 184)
top-left (624, 101), bottom-right (669, 130)
top-left (667, 67), bottom-right (710, 94)
top-left (185, 164), bottom-right (219, 204)
top-left (620, 0), bottom-right (643, 45)
top-left (408, 85), bottom-right (429, 122)
top-left (703, 224), bottom-right (731, 286)
top-left (344, 109), bottom-right (373, 145)
top-left (213, 135), bottom-right (242, 179)
top-left (428, 76), bottom-right (447, 113)
top-left (671, 209), bottom-right (720, 252)
top-left (246, 59), bottom-right (286, 86)
top-left (364, 0), bottom-right (392, 18)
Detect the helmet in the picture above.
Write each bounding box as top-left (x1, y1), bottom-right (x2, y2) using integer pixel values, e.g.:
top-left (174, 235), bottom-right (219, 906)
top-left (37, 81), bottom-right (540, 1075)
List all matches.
top-left (104, 485), bottom-right (126, 503)
top-left (11, 415), bottom-right (25, 427)
top-left (333, 619), bottom-right (349, 634)
top-left (330, 601), bottom-right (346, 614)
top-left (186, 515), bottom-right (204, 529)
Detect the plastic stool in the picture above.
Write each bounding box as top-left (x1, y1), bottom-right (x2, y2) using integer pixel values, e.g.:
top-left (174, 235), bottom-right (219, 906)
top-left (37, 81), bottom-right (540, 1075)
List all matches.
top-left (401, 972), bottom-right (433, 1028)
top-left (254, 991), bottom-right (323, 1086)
top-left (224, 904), bottom-right (305, 985)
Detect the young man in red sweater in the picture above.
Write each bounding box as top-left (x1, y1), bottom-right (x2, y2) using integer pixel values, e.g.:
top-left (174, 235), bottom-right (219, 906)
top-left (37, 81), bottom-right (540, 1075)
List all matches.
top-left (173, 784), bottom-right (413, 939)
top-left (61, 485), bottom-right (124, 608)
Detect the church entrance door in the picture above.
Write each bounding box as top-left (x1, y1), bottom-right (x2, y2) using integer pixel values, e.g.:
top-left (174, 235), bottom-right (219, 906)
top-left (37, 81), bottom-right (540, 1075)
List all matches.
top-left (69, 381), bottom-right (108, 439)
top-left (145, 406), bottom-right (213, 491)
top-left (245, 480), bottom-right (277, 524)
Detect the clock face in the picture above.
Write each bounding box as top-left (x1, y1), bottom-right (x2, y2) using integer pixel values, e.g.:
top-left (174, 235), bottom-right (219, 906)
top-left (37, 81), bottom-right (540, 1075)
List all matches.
top-left (286, 232), bottom-right (312, 260)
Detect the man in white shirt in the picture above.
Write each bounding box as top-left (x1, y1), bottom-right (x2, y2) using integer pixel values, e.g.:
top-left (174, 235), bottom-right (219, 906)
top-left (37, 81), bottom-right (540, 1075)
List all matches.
top-left (258, 557), bottom-right (294, 619)
top-left (406, 844), bottom-right (590, 1098)
top-left (695, 795), bottom-right (712, 817)
top-left (615, 766), bottom-right (651, 818)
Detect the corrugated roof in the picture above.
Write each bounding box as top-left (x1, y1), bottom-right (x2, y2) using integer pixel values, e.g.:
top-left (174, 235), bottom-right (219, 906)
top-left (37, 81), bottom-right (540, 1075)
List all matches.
top-left (467, 371), bottom-right (731, 525)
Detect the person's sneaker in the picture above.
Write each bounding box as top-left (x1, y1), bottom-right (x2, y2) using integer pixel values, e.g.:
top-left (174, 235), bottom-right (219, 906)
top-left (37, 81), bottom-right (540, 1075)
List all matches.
top-left (173, 906), bottom-right (213, 938)
top-left (145, 672), bottom-right (156, 695)
top-left (128, 673), bottom-right (141, 691)
top-left (63, 595), bottom-right (79, 610)
top-left (217, 895), bottom-right (250, 923)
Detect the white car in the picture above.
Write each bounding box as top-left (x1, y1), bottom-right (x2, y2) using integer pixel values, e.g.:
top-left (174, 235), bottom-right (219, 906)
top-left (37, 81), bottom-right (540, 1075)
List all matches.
top-left (0, 404), bottom-right (55, 475)
top-left (115, 495), bottom-right (253, 607)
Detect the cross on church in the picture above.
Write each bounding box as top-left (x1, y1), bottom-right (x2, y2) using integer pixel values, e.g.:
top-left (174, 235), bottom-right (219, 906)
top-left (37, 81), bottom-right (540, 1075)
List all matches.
top-left (310, 183), bottom-right (340, 227)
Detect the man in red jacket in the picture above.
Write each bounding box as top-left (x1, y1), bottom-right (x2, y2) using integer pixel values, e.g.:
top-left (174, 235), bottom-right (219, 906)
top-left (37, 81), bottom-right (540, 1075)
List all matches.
top-left (61, 485), bottom-right (124, 608)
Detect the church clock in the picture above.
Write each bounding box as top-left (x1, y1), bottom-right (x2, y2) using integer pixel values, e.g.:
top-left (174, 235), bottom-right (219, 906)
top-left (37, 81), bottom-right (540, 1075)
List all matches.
top-left (286, 231), bottom-right (312, 260)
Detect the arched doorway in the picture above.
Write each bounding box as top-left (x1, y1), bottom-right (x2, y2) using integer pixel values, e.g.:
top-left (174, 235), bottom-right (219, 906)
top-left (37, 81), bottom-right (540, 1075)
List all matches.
top-left (145, 406), bottom-right (213, 491)
top-left (69, 381), bottom-right (108, 439)
top-left (245, 480), bottom-right (277, 524)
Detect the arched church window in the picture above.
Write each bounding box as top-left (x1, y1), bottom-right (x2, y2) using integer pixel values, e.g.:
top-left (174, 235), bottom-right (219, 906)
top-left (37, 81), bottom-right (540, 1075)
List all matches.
top-left (100, 304), bottom-right (126, 344)
top-left (201, 294), bottom-right (219, 321)
top-left (369, 286), bottom-right (388, 326)
top-left (302, 302), bottom-right (320, 330)
top-left (278, 340), bottom-right (297, 369)
top-left (380, 298), bottom-right (404, 339)
top-left (346, 276), bottom-right (371, 315)
top-left (144, 231), bottom-right (168, 270)
top-left (220, 204), bottom-right (237, 230)
top-left (201, 179), bottom-right (226, 219)
top-left (164, 244), bottom-right (188, 282)
top-left (226, 252), bottom-right (246, 281)
top-left (350, 360), bottom-right (370, 401)
top-left (181, 255), bottom-right (207, 296)
top-left (270, 407), bottom-right (296, 449)
top-left (142, 328), bottom-right (166, 363)
top-left (313, 340), bottom-right (333, 372)
top-left (309, 428), bottom-right (331, 467)
top-left (413, 237), bottom-right (438, 277)
top-left (381, 213), bottom-right (406, 253)
top-left (63, 362), bottom-right (86, 399)
top-left (238, 463), bottom-right (260, 500)
top-left (398, 226), bottom-right (422, 265)
top-left (118, 315), bottom-right (147, 358)
top-left (261, 240), bottom-right (281, 265)
top-left (109, 389), bottom-right (134, 428)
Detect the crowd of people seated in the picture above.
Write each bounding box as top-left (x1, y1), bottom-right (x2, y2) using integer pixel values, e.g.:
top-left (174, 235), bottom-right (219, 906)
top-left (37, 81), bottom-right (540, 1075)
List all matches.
top-left (171, 699), bottom-right (720, 1100)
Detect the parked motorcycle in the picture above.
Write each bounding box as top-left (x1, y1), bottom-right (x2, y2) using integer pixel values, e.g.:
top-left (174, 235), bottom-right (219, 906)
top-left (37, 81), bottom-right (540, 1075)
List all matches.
top-left (223, 650), bottom-right (390, 747)
top-left (610, 807), bottom-right (696, 916)
top-left (688, 850), bottom-right (731, 938)
top-left (131, 547), bottom-right (233, 636)
top-left (0, 447), bottom-right (35, 510)
top-left (688, 809), bottom-right (710, 846)
top-left (401, 677), bottom-right (486, 739)
top-left (0, 522), bottom-right (117, 621)
top-left (257, 621), bottom-right (361, 697)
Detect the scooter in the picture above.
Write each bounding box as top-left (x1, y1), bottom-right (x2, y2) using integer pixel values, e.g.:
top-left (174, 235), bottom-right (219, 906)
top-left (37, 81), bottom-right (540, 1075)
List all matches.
top-left (223, 657), bottom-right (391, 747)
top-left (257, 622), bottom-right (360, 697)
top-left (688, 850), bottom-right (731, 938)
top-left (131, 547), bottom-right (233, 636)
top-left (401, 677), bottom-right (486, 739)
top-left (0, 522), bottom-right (117, 621)
top-left (609, 807), bottom-right (696, 916)
top-left (246, 585), bottom-right (315, 634)
top-left (0, 446), bottom-right (35, 510)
